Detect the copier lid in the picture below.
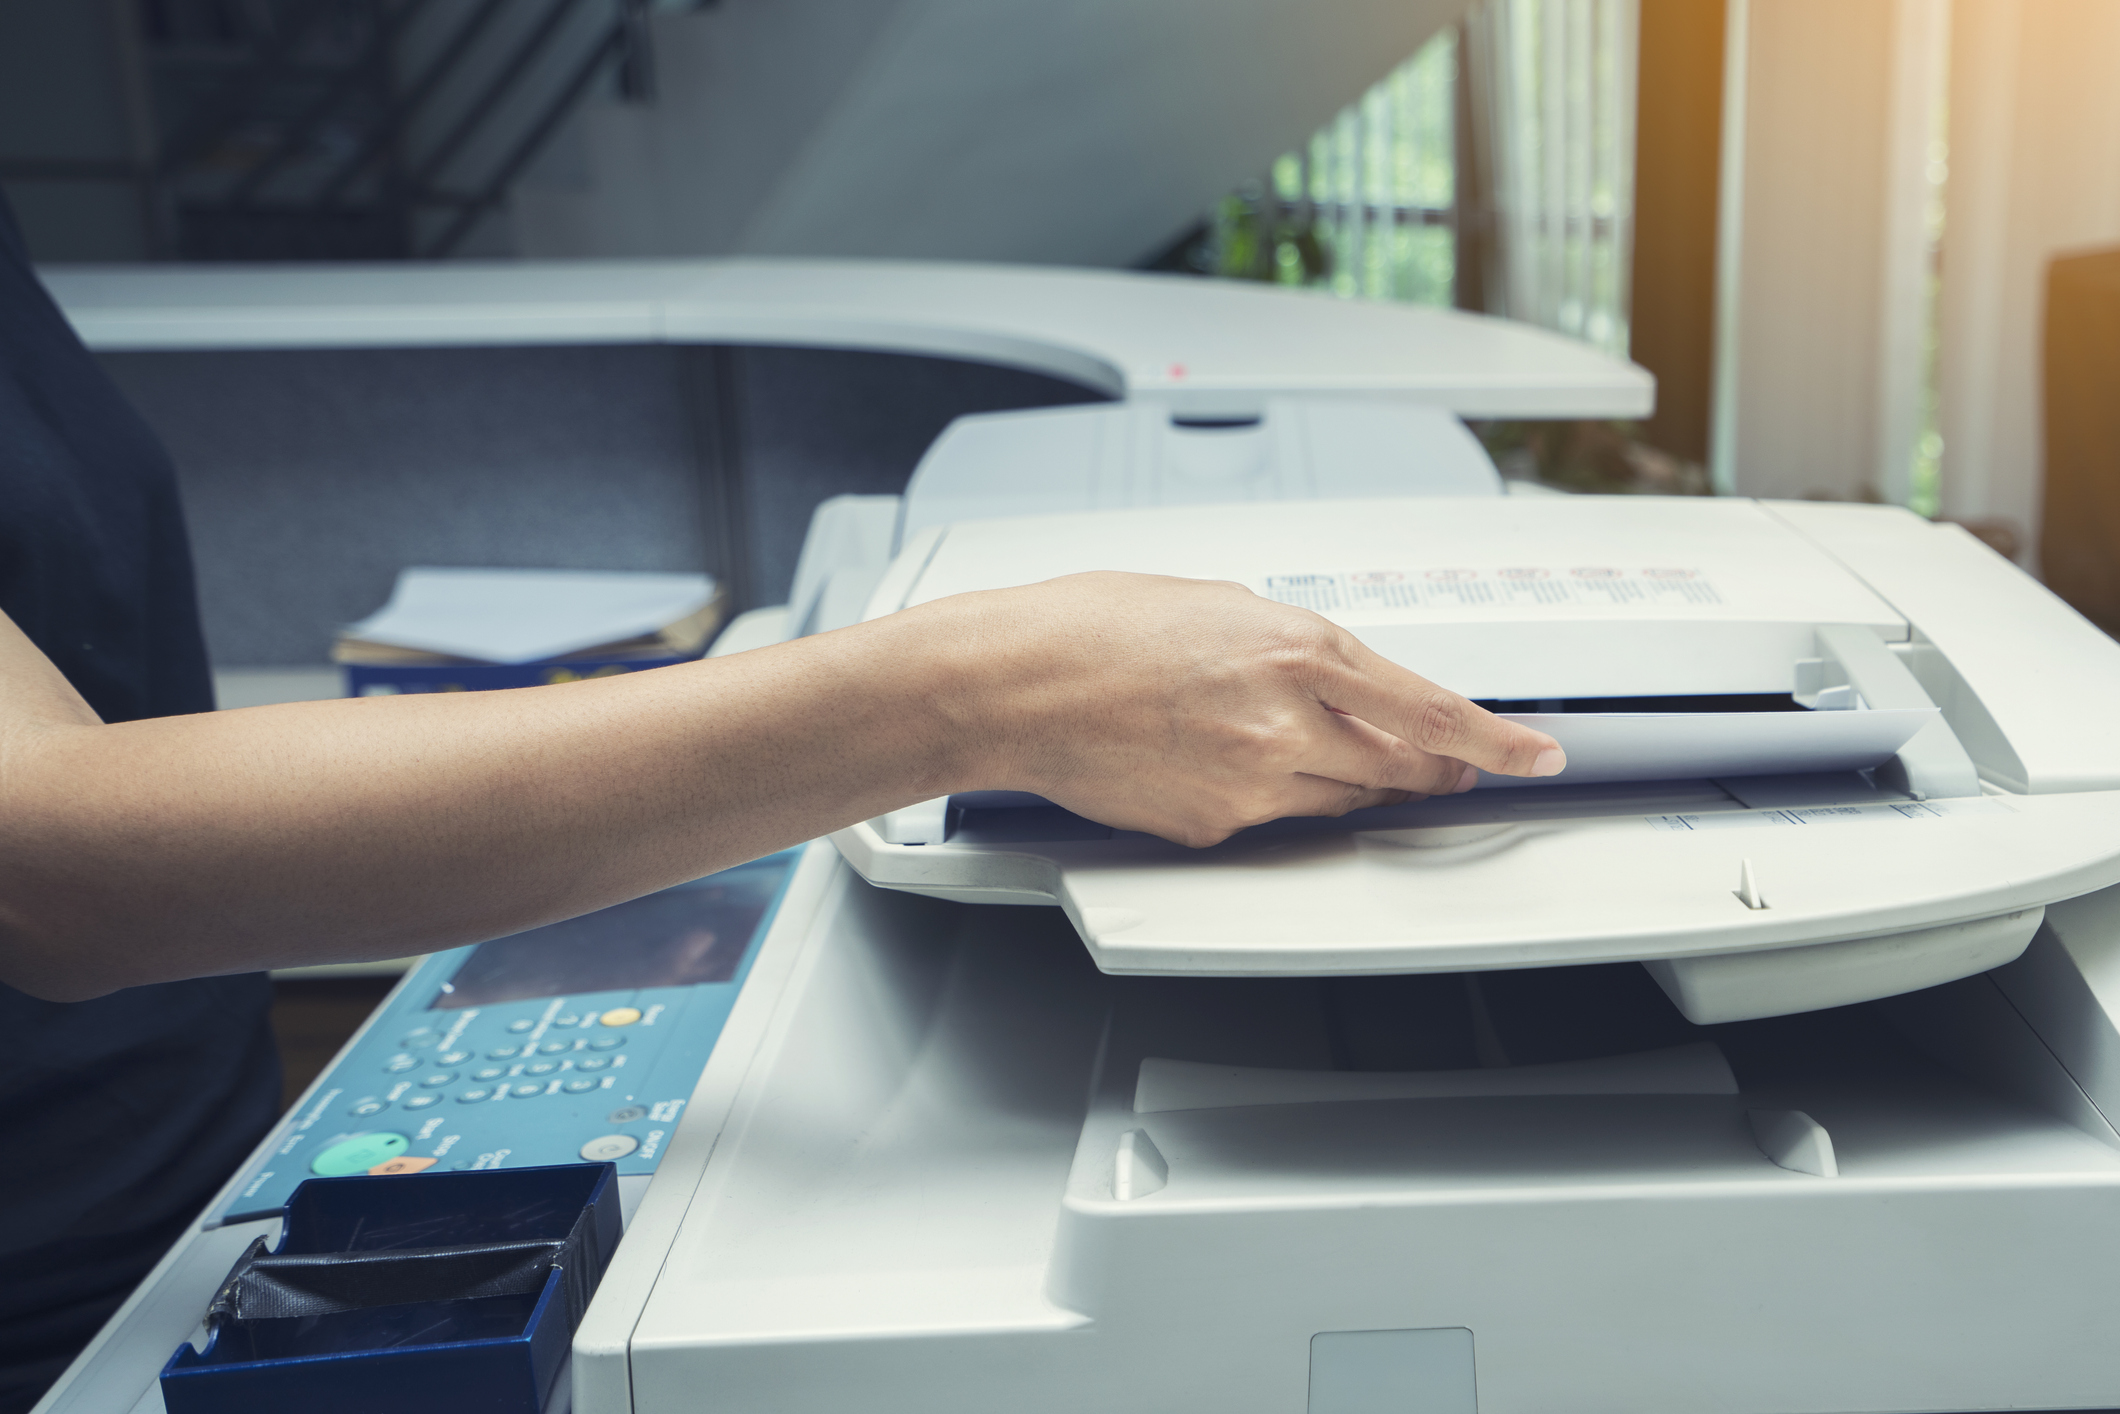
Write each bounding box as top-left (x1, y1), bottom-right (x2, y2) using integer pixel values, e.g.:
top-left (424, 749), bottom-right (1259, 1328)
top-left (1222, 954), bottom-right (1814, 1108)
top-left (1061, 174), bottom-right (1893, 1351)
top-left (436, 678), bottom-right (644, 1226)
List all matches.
top-left (898, 496), bottom-right (1907, 700)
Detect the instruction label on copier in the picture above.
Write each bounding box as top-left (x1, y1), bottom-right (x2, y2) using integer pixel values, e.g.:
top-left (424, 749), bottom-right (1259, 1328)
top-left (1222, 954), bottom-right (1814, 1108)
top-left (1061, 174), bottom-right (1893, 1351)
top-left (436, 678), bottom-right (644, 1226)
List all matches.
top-left (1264, 568), bottom-right (1723, 613)
top-left (1646, 797), bottom-right (2011, 831)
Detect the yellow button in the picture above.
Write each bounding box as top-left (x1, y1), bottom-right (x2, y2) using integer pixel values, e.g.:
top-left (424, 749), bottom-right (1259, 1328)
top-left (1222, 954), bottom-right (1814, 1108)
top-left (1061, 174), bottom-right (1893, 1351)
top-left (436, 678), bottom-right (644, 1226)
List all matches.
top-left (369, 1156), bottom-right (437, 1176)
top-left (599, 1007), bottom-right (642, 1027)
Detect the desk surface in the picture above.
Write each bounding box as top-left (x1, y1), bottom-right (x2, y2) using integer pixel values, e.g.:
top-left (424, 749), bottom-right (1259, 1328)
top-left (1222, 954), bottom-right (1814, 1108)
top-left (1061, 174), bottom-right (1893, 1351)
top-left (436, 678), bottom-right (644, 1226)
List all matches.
top-left (42, 258), bottom-right (1652, 419)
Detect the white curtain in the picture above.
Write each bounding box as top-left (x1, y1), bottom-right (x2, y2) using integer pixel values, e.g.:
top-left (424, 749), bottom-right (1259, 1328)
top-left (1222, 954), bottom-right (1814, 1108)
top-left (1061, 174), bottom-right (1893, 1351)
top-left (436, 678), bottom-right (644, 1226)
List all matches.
top-left (1465, 0), bottom-right (1639, 356)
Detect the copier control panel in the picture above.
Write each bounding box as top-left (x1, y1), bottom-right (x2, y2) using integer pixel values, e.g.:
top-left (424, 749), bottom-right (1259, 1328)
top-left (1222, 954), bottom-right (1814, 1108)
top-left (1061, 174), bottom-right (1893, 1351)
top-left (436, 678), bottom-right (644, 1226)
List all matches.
top-left (213, 850), bottom-right (799, 1224)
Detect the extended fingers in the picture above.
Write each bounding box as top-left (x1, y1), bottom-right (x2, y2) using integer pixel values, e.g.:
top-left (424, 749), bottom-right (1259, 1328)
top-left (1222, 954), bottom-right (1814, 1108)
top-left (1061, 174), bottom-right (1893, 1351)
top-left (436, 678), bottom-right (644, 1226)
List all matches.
top-left (1318, 638), bottom-right (1565, 779)
top-left (1152, 713), bottom-right (1459, 847)
top-left (1308, 709), bottom-right (1476, 797)
top-left (1411, 689), bottom-right (1559, 777)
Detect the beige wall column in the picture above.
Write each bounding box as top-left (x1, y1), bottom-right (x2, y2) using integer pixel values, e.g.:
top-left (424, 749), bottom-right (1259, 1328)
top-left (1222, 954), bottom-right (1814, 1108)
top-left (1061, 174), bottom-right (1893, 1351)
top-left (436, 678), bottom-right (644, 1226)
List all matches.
top-left (1628, 0), bottom-right (1726, 466)
top-left (1936, 0), bottom-right (2120, 569)
top-left (1709, 0), bottom-right (1947, 507)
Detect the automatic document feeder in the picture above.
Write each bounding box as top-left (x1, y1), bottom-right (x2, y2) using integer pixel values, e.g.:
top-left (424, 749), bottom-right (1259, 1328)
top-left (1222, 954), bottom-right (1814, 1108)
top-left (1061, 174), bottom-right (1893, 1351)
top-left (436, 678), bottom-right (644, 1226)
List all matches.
top-left (571, 492), bottom-right (2120, 1414)
top-left (842, 495), bottom-right (2120, 1022)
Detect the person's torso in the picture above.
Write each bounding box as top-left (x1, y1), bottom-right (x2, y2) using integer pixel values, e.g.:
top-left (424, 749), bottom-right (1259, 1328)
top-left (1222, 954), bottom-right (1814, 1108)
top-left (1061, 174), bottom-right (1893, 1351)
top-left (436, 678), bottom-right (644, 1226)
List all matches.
top-left (0, 195), bottom-right (280, 1409)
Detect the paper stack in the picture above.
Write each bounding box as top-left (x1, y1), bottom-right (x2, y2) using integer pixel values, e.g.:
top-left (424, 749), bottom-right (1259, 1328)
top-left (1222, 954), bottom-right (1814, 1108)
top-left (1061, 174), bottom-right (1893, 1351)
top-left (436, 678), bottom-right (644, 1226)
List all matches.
top-left (335, 568), bottom-right (722, 695)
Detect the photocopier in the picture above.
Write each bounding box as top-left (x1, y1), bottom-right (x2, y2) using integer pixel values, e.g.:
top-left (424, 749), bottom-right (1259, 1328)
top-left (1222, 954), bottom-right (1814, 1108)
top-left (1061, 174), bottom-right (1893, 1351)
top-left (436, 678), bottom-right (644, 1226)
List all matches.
top-left (42, 406), bottom-right (2120, 1414)
top-left (574, 405), bottom-right (2120, 1414)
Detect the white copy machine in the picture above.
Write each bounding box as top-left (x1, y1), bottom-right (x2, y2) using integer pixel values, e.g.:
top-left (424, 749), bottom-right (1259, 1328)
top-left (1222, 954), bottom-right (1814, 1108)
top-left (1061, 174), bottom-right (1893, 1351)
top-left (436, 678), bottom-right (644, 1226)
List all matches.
top-left (573, 454), bottom-right (2120, 1414)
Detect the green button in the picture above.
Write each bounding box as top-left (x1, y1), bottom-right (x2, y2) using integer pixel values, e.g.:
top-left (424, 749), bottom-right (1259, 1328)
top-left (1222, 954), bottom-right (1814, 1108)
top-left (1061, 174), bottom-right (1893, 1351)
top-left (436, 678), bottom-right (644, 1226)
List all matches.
top-left (311, 1132), bottom-right (410, 1176)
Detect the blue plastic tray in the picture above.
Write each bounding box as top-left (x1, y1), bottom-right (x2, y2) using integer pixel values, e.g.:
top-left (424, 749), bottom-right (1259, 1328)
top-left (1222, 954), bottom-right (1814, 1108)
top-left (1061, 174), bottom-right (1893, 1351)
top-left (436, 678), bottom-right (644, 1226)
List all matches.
top-left (163, 1163), bottom-right (619, 1414)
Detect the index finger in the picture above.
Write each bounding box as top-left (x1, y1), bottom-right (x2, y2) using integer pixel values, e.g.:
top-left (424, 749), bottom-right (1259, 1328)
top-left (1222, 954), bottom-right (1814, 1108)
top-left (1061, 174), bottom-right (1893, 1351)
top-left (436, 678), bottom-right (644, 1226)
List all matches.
top-left (1319, 636), bottom-right (1565, 779)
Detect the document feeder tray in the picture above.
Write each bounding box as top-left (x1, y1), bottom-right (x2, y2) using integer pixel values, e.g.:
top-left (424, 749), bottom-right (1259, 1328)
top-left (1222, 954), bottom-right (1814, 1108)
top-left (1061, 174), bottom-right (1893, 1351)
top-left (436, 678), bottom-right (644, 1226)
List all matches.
top-left (835, 496), bottom-right (2120, 1023)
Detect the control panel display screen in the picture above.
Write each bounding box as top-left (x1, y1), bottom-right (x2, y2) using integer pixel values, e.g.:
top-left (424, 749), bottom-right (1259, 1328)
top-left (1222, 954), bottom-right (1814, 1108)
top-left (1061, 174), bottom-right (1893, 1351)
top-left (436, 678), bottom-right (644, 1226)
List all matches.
top-left (430, 861), bottom-right (784, 1010)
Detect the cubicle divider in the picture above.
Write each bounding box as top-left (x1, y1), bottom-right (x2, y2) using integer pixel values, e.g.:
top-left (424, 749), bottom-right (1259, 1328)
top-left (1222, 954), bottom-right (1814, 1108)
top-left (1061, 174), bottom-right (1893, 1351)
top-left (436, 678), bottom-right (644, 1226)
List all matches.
top-left (98, 342), bottom-right (1105, 672)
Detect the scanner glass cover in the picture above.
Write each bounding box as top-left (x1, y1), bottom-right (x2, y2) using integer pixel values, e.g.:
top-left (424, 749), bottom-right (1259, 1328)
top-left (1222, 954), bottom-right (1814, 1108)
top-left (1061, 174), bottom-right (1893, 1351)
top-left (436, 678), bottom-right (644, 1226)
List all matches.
top-left (429, 859), bottom-right (785, 1009)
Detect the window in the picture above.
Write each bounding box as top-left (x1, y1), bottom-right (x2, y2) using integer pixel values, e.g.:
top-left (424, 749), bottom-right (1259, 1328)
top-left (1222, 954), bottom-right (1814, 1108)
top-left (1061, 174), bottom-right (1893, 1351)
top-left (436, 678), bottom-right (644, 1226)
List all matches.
top-left (1175, 0), bottom-right (1640, 363)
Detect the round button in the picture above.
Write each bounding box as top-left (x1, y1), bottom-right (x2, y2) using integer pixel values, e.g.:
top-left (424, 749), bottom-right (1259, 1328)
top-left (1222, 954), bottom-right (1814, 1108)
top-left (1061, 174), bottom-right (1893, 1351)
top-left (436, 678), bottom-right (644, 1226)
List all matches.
top-left (383, 1053), bottom-right (420, 1073)
top-left (418, 1072), bottom-right (457, 1088)
top-left (525, 1061), bottom-right (559, 1077)
top-left (599, 1007), bottom-right (642, 1028)
top-left (575, 1057), bottom-right (610, 1073)
top-left (587, 1036), bottom-right (625, 1052)
top-left (348, 1098), bottom-right (389, 1118)
top-left (457, 1087), bottom-right (493, 1104)
top-left (399, 1029), bottom-right (437, 1049)
top-left (311, 1132), bottom-right (408, 1176)
top-left (400, 1094), bottom-right (440, 1111)
top-left (511, 1082), bottom-right (545, 1098)
top-left (579, 1134), bottom-right (640, 1162)
top-left (472, 1065), bottom-right (507, 1082)
top-left (370, 1155), bottom-right (437, 1175)
top-left (486, 1045), bottom-right (521, 1060)
top-left (538, 1040), bottom-right (573, 1055)
top-left (607, 1105), bottom-right (647, 1124)
top-left (507, 1019), bottom-right (536, 1033)
top-left (435, 1050), bottom-right (471, 1066)
top-left (563, 1078), bottom-right (599, 1094)
top-left (553, 1013), bottom-right (581, 1028)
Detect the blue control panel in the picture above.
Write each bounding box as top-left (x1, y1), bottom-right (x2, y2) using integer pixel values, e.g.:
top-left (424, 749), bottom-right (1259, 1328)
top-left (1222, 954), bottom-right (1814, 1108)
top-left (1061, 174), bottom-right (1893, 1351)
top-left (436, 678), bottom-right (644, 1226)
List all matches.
top-left (215, 850), bottom-right (800, 1225)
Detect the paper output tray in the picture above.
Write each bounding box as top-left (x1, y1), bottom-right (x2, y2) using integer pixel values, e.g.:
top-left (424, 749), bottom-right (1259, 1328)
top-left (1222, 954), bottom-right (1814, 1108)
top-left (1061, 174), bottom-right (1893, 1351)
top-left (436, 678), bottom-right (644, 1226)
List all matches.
top-left (833, 779), bottom-right (2120, 1021)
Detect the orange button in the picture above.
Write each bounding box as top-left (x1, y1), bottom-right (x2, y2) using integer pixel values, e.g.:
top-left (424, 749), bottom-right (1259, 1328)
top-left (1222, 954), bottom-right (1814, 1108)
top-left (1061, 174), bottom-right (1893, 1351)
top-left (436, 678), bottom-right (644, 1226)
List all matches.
top-left (369, 1156), bottom-right (438, 1176)
top-left (599, 1007), bottom-right (642, 1027)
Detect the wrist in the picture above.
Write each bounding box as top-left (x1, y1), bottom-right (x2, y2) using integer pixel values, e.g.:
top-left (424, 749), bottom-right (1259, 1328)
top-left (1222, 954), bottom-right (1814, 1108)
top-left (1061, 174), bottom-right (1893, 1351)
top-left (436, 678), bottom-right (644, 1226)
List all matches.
top-left (855, 595), bottom-right (999, 799)
top-left (888, 591), bottom-right (1034, 798)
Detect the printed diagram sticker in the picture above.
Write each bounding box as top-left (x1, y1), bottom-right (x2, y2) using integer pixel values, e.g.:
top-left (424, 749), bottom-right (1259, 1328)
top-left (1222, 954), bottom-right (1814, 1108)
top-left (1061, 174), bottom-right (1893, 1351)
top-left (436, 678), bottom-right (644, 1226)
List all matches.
top-left (1264, 568), bottom-right (1722, 610)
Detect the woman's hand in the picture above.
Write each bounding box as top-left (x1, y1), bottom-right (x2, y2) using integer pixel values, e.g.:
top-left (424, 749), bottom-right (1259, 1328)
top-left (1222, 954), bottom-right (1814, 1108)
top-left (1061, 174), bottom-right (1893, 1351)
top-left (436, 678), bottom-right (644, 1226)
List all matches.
top-left (0, 573), bottom-right (1563, 998)
top-left (923, 572), bottom-right (1566, 847)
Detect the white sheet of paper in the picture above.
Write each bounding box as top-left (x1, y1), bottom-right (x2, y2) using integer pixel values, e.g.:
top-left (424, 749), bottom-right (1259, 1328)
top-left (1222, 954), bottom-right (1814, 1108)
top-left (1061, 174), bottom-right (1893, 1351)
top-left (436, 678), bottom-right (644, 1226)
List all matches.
top-left (343, 568), bottom-right (717, 664)
top-left (1475, 707), bottom-right (1940, 788)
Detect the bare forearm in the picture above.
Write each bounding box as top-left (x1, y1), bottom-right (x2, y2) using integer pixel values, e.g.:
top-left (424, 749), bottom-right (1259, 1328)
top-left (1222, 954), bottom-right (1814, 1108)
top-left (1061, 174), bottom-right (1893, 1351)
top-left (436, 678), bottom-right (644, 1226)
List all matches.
top-left (0, 608), bottom-right (974, 999)
top-left (0, 572), bottom-right (1564, 1001)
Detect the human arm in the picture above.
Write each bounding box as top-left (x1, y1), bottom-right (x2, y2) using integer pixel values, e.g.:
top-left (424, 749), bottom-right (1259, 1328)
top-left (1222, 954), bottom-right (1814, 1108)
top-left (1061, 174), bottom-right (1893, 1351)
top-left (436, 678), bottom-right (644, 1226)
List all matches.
top-left (0, 571), bottom-right (1560, 1000)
